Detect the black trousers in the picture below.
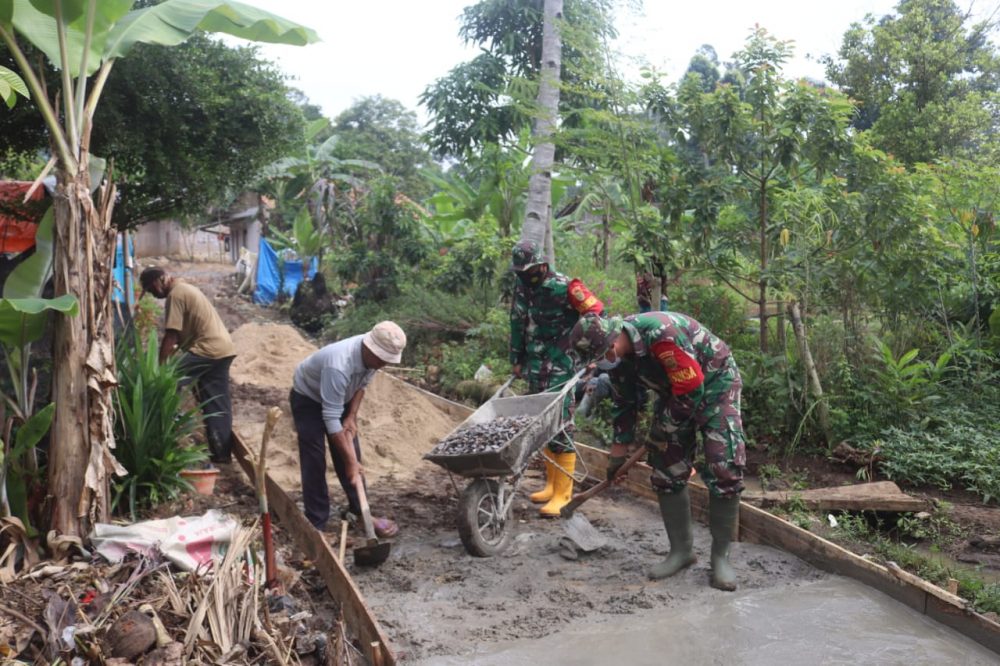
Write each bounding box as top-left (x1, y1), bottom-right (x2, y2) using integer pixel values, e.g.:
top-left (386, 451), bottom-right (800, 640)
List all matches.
top-left (289, 389), bottom-right (365, 530)
top-left (179, 353), bottom-right (235, 463)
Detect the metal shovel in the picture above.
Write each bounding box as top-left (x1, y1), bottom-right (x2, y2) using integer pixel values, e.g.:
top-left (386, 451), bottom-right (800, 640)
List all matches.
top-left (560, 446), bottom-right (647, 552)
top-left (353, 480), bottom-right (392, 567)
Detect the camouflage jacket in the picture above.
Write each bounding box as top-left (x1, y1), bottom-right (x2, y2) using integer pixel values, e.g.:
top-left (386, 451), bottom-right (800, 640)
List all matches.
top-left (509, 272), bottom-right (602, 366)
top-left (606, 312), bottom-right (733, 443)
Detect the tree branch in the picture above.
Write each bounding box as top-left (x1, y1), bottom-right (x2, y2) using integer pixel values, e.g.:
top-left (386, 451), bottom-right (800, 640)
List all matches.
top-left (0, 25), bottom-right (76, 173)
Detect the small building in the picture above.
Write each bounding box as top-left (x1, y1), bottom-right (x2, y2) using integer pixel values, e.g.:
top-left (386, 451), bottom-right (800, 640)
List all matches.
top-left (133, 219), bottom-right (226, 260)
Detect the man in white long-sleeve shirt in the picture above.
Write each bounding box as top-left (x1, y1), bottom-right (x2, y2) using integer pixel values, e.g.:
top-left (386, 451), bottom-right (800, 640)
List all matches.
top-left (291, 321), bottom-right (406, 537)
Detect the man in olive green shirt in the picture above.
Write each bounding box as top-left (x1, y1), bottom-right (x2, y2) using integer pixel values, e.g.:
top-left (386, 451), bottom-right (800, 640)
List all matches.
top-left (140, 266), bottom-right (236, 464)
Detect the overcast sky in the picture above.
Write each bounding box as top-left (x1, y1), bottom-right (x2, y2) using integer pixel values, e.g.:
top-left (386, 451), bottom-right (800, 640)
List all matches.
top-left (237, 0), bottom-right (906, 125)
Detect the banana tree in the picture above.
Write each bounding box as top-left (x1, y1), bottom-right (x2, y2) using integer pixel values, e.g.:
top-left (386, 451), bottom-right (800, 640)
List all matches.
top-left (0, 0), bottom-right (317, 539)
top-left (260, 125), bottom-right (381, 259)
top-left (0, 206), bottom-right (77, 528)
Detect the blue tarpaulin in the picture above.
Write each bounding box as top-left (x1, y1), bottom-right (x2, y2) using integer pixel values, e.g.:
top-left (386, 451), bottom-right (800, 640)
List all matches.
top-left (113, 236), bottom-right (134, 304)
top-left (253, 238), bottom-right (317, 305)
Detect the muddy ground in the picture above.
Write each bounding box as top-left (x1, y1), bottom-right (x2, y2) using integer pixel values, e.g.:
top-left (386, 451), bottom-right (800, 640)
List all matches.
top-left (161, 260), bottom-right (999, 664)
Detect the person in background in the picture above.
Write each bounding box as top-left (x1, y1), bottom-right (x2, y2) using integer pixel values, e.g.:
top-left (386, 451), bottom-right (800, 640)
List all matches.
top-left (290, 321), bottom-right (406, 538)
top-left (509, 239), bottom-right (603, 516)
top-left (637, 270), bottom-right (669, 312)
top-left (570, 311), bottom-right (746, 591)
top-left (140, 266), bottom-right (236, 464)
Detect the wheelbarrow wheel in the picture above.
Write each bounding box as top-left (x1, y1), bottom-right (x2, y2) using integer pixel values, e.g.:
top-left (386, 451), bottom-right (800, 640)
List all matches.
top-left (457, 478), bottom-right (514, 557)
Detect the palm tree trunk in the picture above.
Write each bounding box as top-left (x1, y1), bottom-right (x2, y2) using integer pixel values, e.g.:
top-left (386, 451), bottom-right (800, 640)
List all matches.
top-left (48, 160), bottom-right (119, 538)
top-left (521, 0), bottom-right (563, 267)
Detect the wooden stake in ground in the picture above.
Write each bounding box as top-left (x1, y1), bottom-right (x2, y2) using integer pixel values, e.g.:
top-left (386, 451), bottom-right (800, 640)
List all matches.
top-left (257, 407), bottom-right (282, 590)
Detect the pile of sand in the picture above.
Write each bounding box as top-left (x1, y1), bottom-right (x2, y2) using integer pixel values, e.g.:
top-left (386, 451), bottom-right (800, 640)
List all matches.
top-left (230, 323), bottom-right (319, 388)
top-left (229, 323), bottom-right (464, 494)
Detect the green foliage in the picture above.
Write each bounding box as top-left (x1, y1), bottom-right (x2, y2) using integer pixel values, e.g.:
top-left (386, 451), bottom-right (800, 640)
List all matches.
top-left (736, 350), bottom-right (795, 445)
top-left (113, 333), bottom-right (207, 519)
top-left (0, 64), bottom-right (28, 107)
top-left (824, 0), bottom-right (1000, 164)
top-left (94, 34), bottom-right (306, 226)
top-left (991, 307), bottom-right (1000, 351)
top-left (432, 226), bottom-right (505, 310)
top-left (330, 95), bottom-right (437, 201)
top-left (868, 400), bottom-right (1000, 503)
top-left (870, 341), bottom-right (950, 420)
top-left (270, 207), bottom-right (324, 266)
top-left (334, 178), bottom-right (430, 303)
top-left (421, 0), bottom-right (617, 158)
top-left (0, 403), bottom-right (53, 530)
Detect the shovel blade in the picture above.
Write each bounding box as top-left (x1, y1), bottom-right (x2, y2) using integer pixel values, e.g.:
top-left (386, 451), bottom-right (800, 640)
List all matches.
top-left (562, 513), bottom-right (607, 552)
top-left (353, 539), bottom-right (391, 567)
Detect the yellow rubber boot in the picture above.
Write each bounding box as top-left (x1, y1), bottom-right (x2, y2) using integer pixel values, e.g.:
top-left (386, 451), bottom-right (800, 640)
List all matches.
top-left (529, 450), bottom-right (557, 503)
top-left (540, 451), bottom-right (576, 517)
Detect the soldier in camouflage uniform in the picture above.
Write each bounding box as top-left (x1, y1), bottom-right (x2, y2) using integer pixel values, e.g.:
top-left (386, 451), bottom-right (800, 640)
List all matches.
top-left (570, 312), bottom-right (746, 591)
top-left (509, 240), bottom-right (603, 516)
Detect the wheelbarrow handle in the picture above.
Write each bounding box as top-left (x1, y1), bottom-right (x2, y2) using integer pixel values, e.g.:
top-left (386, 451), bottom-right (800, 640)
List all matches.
top-left (560, 446), bottom-right (647, 518)
top-left (548, 367), bottom-right (588, 399)
top-left (487, 375), bottom-right (517, 402)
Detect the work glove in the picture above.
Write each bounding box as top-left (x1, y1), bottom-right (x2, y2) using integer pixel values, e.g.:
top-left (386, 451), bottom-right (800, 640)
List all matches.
top-left (607, 455), bottom-right (627, 482)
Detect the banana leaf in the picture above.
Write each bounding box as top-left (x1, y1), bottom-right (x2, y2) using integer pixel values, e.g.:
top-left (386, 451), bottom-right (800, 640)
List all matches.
top-left (8, 0), bottom-right (318, 76)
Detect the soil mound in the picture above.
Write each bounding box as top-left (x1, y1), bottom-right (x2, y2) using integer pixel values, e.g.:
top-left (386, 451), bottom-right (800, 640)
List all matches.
top-left (230, 323), bottom-right (318, 388)
top-left (228, 323), bottom-right (463, 491)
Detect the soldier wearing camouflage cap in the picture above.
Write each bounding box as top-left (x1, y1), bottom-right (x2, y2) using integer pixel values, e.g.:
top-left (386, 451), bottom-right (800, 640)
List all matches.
top-left (570, 311), bottom-right (746, 591)
top-left (509, 239), bottom-right (603, 516)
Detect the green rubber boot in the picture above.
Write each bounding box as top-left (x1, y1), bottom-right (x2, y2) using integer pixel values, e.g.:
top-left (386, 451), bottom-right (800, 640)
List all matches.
top-left (709, 494), bottom-right (740, 591)
top-left (649, 487), bottom-right (697, 580)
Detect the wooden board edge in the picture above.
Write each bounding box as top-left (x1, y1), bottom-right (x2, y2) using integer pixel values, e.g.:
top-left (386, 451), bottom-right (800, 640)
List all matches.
top-left (574, 443), bottom-right (1000, 656)
top-left (232, 431), bottom-right (397, 666)
top-left (747, 498), bottom-right (931, 512)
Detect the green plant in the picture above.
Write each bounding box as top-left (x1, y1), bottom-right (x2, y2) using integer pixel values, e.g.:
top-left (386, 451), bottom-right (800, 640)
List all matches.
top-left (871, 340), bottom-right (950, 420)
top-left (973, 584), bottom-right (1000, 615)
top-left (113, 333), bottom-right (207, 518)
top-left (868, 400), bottom-right (1000, 503)
top-left (758, 463), bottom-right (782, 490)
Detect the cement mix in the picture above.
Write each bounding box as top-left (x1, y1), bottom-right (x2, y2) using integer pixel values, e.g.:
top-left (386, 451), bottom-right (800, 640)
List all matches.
top-left (418, 576), bottom-right (999, 664)
top-left (351, 470), bottom-right (998, 664)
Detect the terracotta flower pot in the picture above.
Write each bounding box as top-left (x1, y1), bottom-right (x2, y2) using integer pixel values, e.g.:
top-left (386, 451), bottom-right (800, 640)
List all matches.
top-left (180, 467), bottom-right (219, 496)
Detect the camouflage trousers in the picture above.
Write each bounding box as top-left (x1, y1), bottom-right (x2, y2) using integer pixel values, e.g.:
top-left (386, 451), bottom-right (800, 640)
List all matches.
top-left (645, 356), bottom-right (746, 497)
top-left (526, 354), bottom-right (576, 454)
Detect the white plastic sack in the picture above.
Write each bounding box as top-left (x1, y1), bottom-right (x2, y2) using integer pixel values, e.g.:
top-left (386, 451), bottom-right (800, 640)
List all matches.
top-left (89, 509), bottom-right (239, 572)
top-left (473, 364), bottom-right (493, 382)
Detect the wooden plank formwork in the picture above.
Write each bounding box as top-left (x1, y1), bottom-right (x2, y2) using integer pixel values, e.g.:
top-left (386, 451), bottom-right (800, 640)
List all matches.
top-left (232, 432), bottom-right (395, 666)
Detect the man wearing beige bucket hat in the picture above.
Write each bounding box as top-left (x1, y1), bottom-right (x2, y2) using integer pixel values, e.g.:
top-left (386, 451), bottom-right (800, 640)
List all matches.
top-left (291, 321), bottom-right (406, 538)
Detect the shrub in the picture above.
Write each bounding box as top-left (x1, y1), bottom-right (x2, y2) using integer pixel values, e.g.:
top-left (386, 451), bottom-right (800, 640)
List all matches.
top-left (869, 400), bottom-right (1000, 503)
top-left (113, 333), bottom-right (208, 518)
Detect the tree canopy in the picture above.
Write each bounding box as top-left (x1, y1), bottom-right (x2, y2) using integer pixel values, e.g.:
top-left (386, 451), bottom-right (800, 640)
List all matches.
top-left (0, 34), bottom-right (306, 227)
top-left (823, 0), bottom-right (1000, 164)
top-left (329, 95), bottom-right (436, 201)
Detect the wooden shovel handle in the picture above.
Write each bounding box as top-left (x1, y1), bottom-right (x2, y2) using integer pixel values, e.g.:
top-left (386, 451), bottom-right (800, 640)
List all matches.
top-left (355, 478), bottom-right (377, 541)
top-left (256, 407), bottom-right (281, 513)
top-left (561, 446), bottom-right (647, 517)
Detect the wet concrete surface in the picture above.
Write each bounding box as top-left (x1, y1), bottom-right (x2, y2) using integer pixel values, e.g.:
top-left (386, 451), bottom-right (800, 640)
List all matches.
top-left (418, 576), bottom-right (1000, 664)
top-left (352, 467), bottom-right (1000, 664)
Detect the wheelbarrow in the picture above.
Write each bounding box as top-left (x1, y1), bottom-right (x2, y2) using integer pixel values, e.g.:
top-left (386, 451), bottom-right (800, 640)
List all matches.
top-left (424, 370), bottom-right (584, 557)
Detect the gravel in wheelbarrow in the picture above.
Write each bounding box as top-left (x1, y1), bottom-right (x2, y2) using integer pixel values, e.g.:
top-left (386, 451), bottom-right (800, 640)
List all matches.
top-left (428, 416), bottom-right (533, 456)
